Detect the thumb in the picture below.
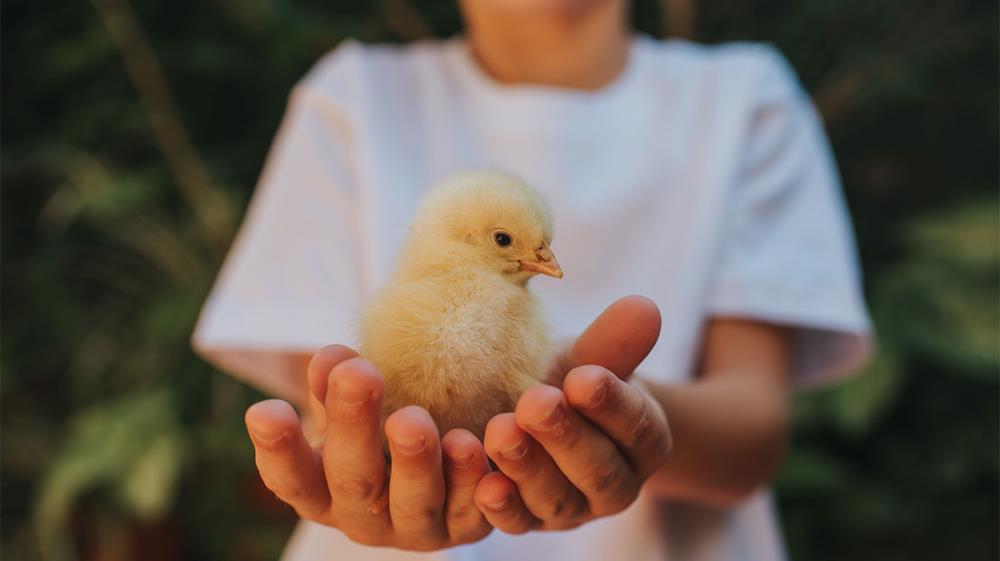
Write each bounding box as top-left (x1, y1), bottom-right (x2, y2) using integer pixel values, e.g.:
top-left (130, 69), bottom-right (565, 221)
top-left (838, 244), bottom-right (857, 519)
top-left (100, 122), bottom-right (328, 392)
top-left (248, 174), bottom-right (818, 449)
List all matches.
top-left (564, 295), bottom-right (662, 381)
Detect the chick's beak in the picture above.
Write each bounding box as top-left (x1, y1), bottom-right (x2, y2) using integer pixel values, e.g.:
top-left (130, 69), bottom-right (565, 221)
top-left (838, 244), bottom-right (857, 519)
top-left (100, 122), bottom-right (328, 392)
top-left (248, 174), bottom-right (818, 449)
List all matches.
top-left (519, 241), bottom-right (563, 279)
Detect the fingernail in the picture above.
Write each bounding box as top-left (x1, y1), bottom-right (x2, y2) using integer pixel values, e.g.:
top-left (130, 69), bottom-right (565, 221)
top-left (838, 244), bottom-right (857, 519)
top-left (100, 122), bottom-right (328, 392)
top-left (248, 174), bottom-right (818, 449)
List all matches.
top-left (584, 378), bottom-right (610, 408)
top-left (249, 426), bottom-right (284, 445)
top-left (392, 434), bottom-right (426, 456)
top-left (499, 438), bottom-right (528, 460)
top-left (485, 493), bottom-right (510, 511)
top-left (451, 450), bottom-right (476, 468)
top-left (335, 382), bottom-right (371, 406)
top-left (528, 403), bottom-right (565, 433)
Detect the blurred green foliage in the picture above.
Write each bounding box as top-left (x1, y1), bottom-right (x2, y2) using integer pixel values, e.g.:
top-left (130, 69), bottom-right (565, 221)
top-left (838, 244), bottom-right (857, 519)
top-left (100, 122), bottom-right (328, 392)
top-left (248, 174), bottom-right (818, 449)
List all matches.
top-left (2, 1), bottom-right (997, 560)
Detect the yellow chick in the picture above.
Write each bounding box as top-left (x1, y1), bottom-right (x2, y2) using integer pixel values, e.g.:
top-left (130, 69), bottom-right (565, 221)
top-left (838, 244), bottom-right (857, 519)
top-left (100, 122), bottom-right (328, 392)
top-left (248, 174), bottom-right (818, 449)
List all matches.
top-left (359, 171), bottom-right (563, 441)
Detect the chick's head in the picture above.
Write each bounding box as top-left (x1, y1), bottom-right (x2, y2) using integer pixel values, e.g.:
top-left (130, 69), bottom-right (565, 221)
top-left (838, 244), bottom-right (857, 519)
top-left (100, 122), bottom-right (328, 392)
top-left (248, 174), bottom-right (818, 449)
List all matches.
top-left (404, 171), bottom-right (563, 284)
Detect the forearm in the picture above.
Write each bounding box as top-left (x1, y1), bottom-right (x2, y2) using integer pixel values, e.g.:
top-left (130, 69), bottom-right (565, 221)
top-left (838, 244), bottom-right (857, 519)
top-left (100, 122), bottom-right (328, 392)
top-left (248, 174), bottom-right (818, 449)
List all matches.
top-left (640, 374), bottom-right (790, 507)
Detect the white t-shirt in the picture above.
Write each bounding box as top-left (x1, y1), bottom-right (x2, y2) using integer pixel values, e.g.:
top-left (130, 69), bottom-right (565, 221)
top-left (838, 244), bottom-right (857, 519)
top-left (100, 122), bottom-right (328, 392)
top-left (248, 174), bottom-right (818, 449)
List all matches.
top-left (193, 35), bottom-right (872, 561)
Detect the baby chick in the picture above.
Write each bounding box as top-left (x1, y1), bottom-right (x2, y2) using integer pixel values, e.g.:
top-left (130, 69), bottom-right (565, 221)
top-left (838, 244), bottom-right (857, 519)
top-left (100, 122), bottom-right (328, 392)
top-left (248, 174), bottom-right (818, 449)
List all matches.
top-left (359, 171), bottom-right (563, 441)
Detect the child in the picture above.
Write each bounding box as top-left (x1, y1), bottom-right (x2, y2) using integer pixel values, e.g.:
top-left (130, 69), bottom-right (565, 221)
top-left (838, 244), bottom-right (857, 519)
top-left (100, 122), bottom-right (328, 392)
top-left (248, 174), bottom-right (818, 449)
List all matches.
top-left (193, 1), bottom-right (872, 560)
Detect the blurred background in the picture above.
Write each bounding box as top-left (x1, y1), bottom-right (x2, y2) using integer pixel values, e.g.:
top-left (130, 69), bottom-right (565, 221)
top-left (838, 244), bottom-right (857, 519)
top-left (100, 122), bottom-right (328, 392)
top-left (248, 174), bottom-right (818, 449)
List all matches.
top-left (2, 1), bottom-right (997, 560)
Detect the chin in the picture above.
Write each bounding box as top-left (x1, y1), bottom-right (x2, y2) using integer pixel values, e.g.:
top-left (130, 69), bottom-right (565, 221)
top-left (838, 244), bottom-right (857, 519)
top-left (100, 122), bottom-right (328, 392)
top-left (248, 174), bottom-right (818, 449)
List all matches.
top-left (484, 0), bottom-right (611, 18)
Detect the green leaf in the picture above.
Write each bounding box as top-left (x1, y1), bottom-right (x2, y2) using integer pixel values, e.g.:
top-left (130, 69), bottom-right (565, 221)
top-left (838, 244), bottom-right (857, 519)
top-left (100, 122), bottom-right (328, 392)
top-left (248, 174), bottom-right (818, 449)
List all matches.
top-left (33, 389), bottom-right (185, 557)
top-left (832, 340), bottom-right (904, 435)
top-left (877, 197), bottom-right (1000, 378)
top-left (120, 433), bottom-right (183, 520)
top-left (777, 447), bottom-right (851, 495)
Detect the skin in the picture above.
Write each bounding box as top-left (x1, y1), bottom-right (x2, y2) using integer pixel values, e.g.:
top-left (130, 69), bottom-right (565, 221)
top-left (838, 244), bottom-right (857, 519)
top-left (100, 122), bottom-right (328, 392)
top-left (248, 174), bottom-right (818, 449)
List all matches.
top-left (459, 0), bottom-right (631, 90)
top-left (246, 298), bottom-right (791, 546)
top-left (243, 0), bottom-right (793, 550)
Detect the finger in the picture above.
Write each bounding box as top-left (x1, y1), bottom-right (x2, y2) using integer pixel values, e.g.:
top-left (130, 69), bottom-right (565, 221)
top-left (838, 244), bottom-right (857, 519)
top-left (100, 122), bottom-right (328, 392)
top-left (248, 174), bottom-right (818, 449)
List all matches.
top-left (474, 472), bottom-right (540, 535)
top-left (441, 429), bottom-right (493, 543)
top-left (307, 344), bottom-right (360, 403)
top-left (245, 400), bottom-right (329, 518)
top-left (484, 414), bottom-right (587, 529)
top-left (515, 385), bottom-right (640, 517)
top-left (385, 406), bottom-right (448, 550)
top-left (305, 345), bottom-right (360, 442)
top-left (563, 365), bottom-right (672, 478)
top-left (557, 295), bottom-right (661, 382)
top-left (323, 358), bottom-right (391, 531)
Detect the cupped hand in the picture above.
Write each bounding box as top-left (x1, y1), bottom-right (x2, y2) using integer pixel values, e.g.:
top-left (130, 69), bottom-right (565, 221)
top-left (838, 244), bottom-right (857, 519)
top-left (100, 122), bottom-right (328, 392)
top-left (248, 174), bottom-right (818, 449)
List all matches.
top-left (474, 295), bottom-right (673, 532)
top-left (245, 296), bottom-right (670, 545)
top-left (244, 345), bottom-right (492, 551)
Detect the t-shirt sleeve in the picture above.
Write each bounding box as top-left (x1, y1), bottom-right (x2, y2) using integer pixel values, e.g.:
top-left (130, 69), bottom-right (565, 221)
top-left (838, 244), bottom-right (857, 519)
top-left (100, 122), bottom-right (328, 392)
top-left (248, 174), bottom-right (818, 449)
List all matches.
top-left (705, 46), bottom-right (874, 388)
top-left (191, 57), bottom-right (363, 400)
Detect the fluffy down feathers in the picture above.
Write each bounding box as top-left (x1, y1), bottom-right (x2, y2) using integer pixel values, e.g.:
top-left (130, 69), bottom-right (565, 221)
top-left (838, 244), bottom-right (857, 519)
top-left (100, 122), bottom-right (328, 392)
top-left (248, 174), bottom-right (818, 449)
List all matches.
top-left (359, 171), bottom-right (561, 440)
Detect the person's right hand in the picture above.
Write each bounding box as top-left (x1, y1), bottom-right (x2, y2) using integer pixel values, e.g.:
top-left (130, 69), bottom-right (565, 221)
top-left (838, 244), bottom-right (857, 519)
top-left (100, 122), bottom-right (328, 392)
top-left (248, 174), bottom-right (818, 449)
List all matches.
top-left (244, 345), bottom-right (493, 551)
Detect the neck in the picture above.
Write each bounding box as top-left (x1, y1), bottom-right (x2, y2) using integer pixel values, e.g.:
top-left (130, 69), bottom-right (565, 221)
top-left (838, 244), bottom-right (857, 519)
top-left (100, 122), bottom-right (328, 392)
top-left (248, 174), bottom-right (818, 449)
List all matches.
top-left (461, 1), bottom-right (630, 91)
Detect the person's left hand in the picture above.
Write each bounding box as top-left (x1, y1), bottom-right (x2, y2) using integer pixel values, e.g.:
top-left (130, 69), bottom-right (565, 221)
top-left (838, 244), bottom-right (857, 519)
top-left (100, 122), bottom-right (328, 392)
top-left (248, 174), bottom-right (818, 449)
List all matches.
top-left (473, 296), bottom-right (673, 532)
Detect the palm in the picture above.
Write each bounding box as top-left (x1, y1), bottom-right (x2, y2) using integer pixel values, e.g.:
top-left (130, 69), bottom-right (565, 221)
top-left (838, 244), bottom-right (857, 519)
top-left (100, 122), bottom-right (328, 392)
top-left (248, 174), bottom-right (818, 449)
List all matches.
top-left (546, 295), bottom-right (662, 386)
top-left (473, 296), bottom-right (671, 533)
top-left (244, 296), bottom-right (669, 548)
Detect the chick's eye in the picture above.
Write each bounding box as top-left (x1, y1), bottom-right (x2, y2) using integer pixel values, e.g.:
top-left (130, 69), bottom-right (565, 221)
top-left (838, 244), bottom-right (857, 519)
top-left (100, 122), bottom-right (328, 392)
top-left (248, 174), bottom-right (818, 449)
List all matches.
top-left (493, 231), bottom-right (513, 247)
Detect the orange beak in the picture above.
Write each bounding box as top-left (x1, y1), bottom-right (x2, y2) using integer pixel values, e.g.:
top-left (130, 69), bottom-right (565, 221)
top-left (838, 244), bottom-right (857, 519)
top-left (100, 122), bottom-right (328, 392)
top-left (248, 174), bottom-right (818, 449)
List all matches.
top-left (519, 241), bottom-right (563, 279)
